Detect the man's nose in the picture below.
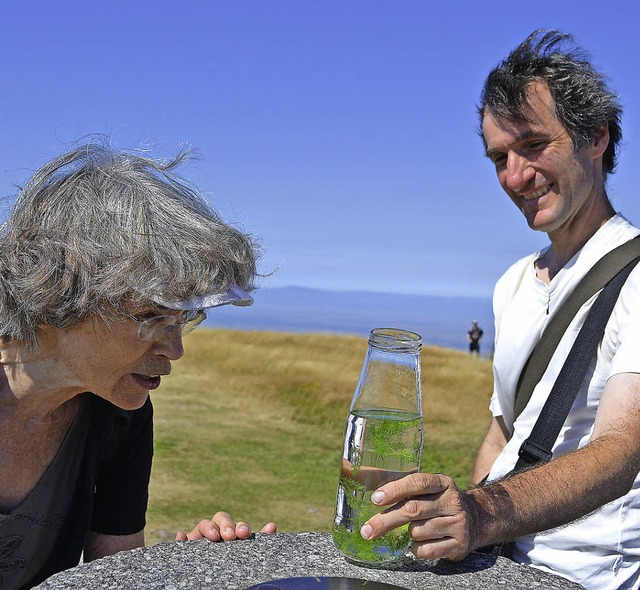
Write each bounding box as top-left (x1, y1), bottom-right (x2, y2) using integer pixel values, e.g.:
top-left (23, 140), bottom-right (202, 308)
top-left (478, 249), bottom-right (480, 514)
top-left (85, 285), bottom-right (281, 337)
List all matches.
top-left (503, 151), bottom-right (535, 192)
top-left (153, 327), bottom-right (185, 360)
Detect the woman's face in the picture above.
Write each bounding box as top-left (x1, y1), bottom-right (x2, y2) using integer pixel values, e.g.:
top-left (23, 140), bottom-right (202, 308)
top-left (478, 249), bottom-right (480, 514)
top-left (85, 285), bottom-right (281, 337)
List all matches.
top-left (49, 310), bottom-right (186, 410)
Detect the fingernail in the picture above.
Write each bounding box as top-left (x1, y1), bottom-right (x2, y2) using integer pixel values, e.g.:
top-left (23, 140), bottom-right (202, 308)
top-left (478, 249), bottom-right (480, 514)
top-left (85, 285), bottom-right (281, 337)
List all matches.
top-left (224, 527), bottom-right (235, 535)
top-left (371, 490), bottom-right (385, 504)
top-left (238, 524), bottom-right (250, 533)
top-left (360, 524), bottom-right (372, 539)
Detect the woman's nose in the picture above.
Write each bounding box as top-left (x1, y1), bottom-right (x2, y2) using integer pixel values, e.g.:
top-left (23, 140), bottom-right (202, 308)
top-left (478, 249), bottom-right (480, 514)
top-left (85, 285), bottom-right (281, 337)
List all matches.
top-left (153, 327), bottom-right (185, 360)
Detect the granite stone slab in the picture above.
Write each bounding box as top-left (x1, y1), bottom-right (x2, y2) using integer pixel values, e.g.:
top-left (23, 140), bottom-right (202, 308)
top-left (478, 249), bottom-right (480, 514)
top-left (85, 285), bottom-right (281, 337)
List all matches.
top-left (35, 532), bottom-right (584, 590)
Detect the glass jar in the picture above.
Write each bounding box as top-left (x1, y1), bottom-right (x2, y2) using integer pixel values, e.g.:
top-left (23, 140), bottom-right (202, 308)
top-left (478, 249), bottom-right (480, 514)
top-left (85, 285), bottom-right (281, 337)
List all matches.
top-left (332, 327), bottom-right (423, 564)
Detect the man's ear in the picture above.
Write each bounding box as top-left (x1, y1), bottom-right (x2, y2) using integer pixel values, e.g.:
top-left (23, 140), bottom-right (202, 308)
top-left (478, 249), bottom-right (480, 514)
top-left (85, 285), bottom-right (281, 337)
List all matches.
top-left (590, 124), bottom-right (610, 159)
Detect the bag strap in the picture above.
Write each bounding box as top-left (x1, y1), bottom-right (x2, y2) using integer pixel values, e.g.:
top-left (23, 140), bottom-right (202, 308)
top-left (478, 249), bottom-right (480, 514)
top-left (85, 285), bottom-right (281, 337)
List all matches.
top-left (514, 235), bottom-right (640, 420)
top-left (514, 256), bottom-right (640, 472)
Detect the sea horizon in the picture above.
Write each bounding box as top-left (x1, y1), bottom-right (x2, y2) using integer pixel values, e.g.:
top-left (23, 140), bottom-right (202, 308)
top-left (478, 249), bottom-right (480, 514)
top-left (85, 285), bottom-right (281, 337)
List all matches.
top-left (205, 285), bottom-right (495, 356)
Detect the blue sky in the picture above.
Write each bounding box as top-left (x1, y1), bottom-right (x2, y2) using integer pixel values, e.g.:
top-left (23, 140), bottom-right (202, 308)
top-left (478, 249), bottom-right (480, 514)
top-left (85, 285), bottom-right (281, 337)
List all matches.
top-left (2, 0), bottom-right (639, 298)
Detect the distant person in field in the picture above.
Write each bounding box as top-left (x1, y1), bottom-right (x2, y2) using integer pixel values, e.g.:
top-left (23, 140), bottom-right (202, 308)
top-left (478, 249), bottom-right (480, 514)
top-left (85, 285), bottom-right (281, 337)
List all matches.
top-left (0, 141), bottom-right (276, 590)
top-left (359, 30), bottom-right (640, 590)
top-left (467, 320), bottom-right (483, 354)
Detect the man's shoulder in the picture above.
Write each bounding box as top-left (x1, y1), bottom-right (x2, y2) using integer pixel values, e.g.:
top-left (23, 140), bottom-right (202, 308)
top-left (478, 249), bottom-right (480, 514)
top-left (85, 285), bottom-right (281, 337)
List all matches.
top-left (491, 254), bottom-right (537, 316)
top-left (495, 252), bottom-right (537, 290)
top-left (590, 213), bottom-right (640, 252)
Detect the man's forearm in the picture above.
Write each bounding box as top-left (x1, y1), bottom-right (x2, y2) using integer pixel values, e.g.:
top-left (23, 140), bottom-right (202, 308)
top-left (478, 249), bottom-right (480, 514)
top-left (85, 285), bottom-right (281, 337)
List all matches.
top-left (463, 433), bottom-right (640, 550)
top-left (471, 446), bottom-right (499, 485)
top-left (470, 417), bottom-right (509, 485)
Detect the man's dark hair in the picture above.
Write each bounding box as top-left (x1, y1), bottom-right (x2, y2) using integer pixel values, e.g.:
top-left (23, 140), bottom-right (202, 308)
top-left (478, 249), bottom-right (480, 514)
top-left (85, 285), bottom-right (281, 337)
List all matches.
top-left (479, 30), bottom-right (622, 178)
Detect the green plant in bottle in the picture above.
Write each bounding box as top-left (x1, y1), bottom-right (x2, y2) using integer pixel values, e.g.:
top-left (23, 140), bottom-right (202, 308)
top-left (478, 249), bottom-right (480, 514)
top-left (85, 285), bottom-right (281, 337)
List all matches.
top-left (332, 328), bottom-right (423, 564)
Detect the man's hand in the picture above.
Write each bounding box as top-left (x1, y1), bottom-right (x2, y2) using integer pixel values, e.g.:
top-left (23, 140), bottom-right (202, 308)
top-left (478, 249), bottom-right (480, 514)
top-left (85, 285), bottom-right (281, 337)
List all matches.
top-left (175, 511), bottom-right (277, 541)
top-left (359, 473), bottom-right (477, 561)
top-left (359, 372), bottom-right (640, 565)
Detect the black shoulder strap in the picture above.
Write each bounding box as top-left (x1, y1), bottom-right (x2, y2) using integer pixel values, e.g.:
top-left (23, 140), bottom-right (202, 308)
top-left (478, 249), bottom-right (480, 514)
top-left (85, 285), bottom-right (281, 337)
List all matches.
top-left (514, 235), bottom-right (640, 420)
top-left (512, 250), bottom-right (640, 473)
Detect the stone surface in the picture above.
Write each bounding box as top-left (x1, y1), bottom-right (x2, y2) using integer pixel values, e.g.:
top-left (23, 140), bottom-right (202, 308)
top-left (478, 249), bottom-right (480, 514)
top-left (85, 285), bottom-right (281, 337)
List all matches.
top-left (35, 532), bottom-right (584, 589)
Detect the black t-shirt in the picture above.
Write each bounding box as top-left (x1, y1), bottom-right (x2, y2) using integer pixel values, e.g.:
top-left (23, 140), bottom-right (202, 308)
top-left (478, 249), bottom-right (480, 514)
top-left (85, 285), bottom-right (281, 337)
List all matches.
top-left (468, 327), bottom-right (483, 343)
top-left (0, 394), bottom-right (153, 590)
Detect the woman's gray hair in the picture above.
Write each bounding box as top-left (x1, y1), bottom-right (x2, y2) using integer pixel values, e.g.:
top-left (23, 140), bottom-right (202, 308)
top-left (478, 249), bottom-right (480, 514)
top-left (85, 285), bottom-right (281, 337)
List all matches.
top-left (0, 141), bottom-right (259, 350)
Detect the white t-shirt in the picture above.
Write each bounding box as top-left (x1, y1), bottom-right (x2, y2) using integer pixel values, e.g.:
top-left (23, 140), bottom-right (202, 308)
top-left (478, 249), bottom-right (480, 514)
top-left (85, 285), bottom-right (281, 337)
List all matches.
top-left (488, 214), bottom-right (640, 590)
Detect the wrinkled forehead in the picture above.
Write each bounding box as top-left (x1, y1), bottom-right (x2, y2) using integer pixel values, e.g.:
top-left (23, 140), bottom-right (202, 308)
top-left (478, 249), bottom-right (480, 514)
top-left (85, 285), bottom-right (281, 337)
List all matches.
top-left (482, 85), bottom-right (564, 151)
top-left (481, 82), bottom-right (558, 138)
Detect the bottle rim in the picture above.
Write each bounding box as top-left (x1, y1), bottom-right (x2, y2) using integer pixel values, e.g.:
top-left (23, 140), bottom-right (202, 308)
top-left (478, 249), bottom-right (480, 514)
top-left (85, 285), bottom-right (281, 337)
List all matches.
top-left (368, 327), bottom-right (422, 352)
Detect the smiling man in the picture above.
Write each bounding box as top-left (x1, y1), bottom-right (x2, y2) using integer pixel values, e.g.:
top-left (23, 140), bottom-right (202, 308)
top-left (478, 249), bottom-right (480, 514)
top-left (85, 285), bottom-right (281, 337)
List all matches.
top-left (359, 30), bottom-right (640, 590)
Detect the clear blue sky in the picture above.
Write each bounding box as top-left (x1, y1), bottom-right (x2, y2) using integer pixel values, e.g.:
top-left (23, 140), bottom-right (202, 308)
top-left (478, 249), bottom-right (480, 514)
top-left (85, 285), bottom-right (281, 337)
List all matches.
top-left (2, 0), bottom-right (639, 298)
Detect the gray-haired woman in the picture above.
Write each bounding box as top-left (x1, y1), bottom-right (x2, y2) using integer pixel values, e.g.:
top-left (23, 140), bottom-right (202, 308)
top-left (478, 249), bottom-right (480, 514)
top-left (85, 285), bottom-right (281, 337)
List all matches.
top-left (0, 142), bottom-right (276, 590)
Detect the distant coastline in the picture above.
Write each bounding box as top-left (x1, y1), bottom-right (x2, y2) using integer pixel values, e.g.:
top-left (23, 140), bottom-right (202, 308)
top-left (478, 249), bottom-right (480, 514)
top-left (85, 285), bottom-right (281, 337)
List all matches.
top-left (205, 286), bottom-right (495, 356)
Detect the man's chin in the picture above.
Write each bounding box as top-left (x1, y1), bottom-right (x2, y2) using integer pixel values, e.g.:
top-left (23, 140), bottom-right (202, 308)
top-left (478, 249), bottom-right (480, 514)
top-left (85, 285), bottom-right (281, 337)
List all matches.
top-left (524, 211), bottom-right (558, 233)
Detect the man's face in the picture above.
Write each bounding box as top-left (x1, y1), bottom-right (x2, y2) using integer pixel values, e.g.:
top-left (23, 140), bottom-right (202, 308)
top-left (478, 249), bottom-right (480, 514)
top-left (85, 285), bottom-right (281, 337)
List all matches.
top-left (482, 82), bottom-right (608, 237)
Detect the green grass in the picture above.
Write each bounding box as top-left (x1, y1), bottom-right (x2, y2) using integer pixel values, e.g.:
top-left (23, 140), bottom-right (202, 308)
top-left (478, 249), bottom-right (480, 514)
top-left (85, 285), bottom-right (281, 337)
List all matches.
top-left (146, 328), bottom-right (494, 544)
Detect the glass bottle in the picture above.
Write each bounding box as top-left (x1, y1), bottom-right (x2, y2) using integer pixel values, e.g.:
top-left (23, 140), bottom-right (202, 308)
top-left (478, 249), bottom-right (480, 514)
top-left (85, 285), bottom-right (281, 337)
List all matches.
top-left (332, 327), bottom-right (424, 564)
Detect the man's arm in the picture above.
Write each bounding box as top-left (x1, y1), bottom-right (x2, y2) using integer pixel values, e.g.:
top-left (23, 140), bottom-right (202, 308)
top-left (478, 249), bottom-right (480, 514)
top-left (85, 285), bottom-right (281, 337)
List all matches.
top-left (470, 416), bottom-right (510, 484)
top-left (361, 372), bottom-right (640, 561)
top-left (83, 530), bottom-right (145, 561)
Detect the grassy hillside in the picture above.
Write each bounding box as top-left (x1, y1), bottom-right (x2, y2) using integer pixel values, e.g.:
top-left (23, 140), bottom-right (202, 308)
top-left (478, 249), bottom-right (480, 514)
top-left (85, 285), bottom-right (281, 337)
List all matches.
top-left (146, 328), bottom-right (493, 544)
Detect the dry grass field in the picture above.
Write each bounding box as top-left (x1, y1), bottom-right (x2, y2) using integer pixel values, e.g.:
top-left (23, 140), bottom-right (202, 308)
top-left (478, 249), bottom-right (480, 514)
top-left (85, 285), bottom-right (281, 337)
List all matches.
top-left (146, 328), bottom-right (493, 544)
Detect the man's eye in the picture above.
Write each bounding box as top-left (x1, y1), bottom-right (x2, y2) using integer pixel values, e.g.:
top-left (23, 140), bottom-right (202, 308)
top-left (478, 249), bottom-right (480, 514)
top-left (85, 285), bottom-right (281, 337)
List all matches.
top-left (527, 140), bottom-right (548, 152)
top-left (491, 153), bottom-right (507, 166)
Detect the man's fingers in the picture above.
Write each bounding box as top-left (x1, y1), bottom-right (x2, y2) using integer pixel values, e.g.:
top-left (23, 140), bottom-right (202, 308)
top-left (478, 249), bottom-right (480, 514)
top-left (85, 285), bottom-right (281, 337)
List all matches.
top-left (408, 503), bottom-right (474, 561)
top-left (411, 537), bottom-right (469, 562)
top-left (361, 496), bottom-right (434, 540)
top-left (371, 473), bottom-right (453, 506)
top-left (362, 474), bottom-right (465, 542)
top-left (409, 513), bottom-right (469, 543)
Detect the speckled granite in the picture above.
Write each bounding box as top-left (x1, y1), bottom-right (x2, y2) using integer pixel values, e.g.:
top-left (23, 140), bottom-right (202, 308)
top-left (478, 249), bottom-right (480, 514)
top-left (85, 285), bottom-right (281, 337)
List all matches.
top-left (35, 532), bottom-right (584, 589)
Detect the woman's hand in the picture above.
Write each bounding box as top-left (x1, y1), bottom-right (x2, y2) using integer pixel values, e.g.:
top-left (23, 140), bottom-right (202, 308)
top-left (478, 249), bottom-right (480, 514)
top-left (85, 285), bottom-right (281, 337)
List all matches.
top-left (175, 511), bottom-right (278, 542)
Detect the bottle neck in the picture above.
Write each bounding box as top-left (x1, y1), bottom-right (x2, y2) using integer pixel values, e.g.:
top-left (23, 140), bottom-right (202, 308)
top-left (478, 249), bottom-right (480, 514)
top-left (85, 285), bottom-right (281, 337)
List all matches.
top-left (368, 328), bottom-right (422, 354)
